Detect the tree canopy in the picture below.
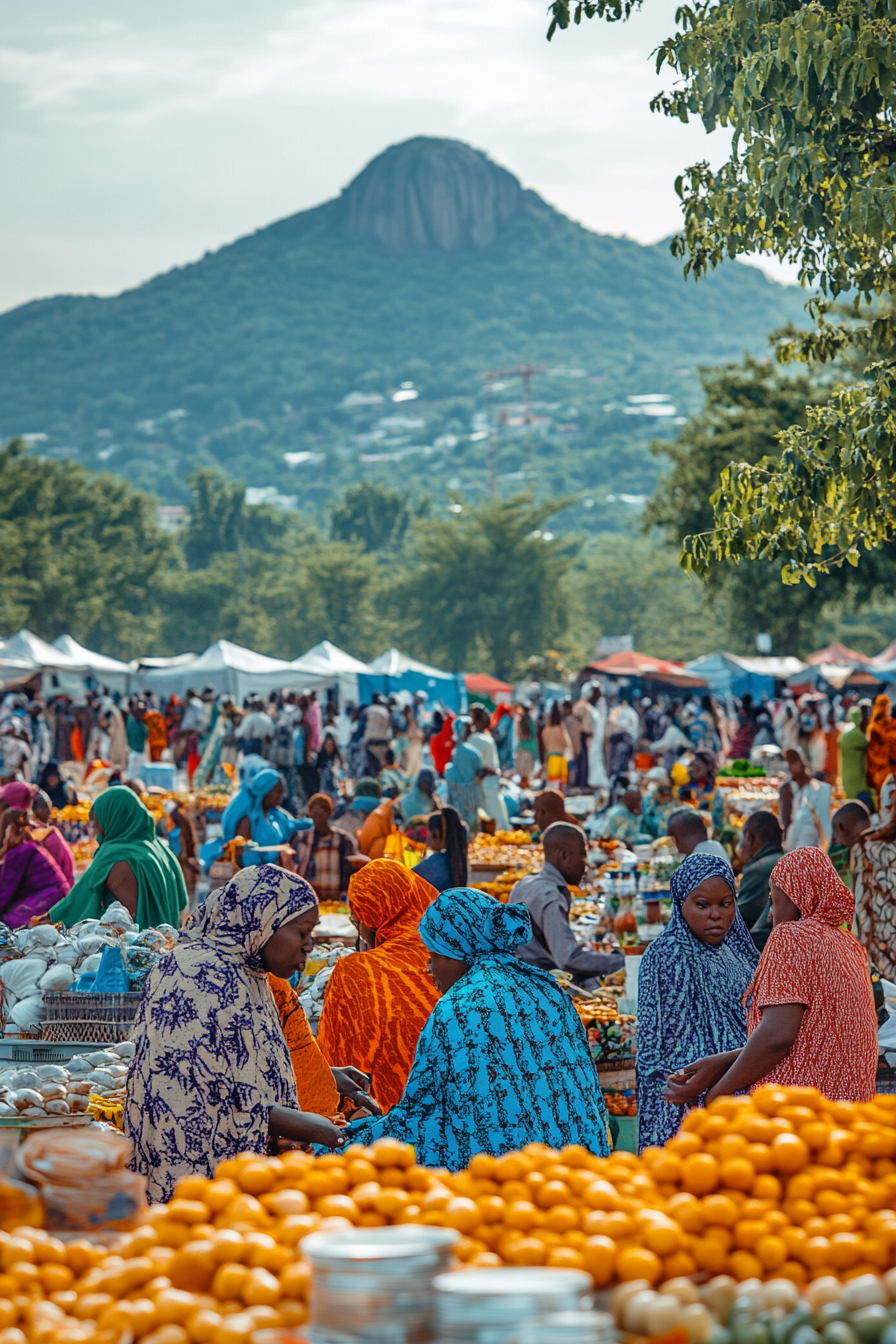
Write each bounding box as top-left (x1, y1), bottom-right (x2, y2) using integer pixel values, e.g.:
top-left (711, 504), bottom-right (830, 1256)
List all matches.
top-left (549, 0), bottom-right (896, 587)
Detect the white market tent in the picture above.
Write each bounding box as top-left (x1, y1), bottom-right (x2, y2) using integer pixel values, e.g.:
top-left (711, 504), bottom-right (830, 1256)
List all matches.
top-left (0, 629), bottom-right (97, 697)
top-left (53, 635), bottom-right (132, 693)
top-left (135, 640), bottom-right (301, 703)
top-left (685, 653), bottom-right (807, 702)
top-left (288, 641), bottom-right (375, 706)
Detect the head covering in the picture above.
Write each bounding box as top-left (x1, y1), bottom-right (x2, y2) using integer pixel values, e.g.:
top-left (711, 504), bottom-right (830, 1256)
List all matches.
top-left (636, 852), bottom-right (759, 1151)
top-left (445, 739), bottom-right (481, 787)
top-left (749, 847), bottom-right (876, 1102)
top-left (343, 885), bottom-right (610, 1169)
top-left (317, 859), bottom-right (439, 1111)
top-left (453, 716), bottom-right (472, 744)
top-left (770, 846), bottom-right (853, 928)
top-left (358, 799), bottom-right (396, 859)
top-left (221, 767), bottom-right (295, 854)
top-left (354, 778), bottom-right (383, 798)
top-left (848, 705), bottom-right (863, 727)
top-left (37, 761), bottom-right (67, 810)
top-left (238, 753), bottom-right (269, 786)
top-left (401, 770), bottom-right (437, 821)
top-left (419, 887), bottom-right (531, 963)
top-left (0, 782), bottom-right (36, 811)
top-left (49, 787), bottom-right (187, 929)
top-left (125, 866), bottom-right (316, 1200)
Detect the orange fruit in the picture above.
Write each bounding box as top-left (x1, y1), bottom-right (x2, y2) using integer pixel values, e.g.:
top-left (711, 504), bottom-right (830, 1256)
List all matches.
top-left (616, 1245), bottom-right (661, 1284)
top-left (259, 1190), bottom-right (308, 1218)
top-left (581, 1181), bottom-right (621, 1211)
top-left (211, 1264), bottom-right (248, 1301)
top-left (803, 1236), bottom-right (831, 1269)
top-left (546, 1248), bottom-right (584, 1270)
top-left (644, 1152), bottom-right (683, 1184)
top-left (492, 1154), bottom-right (529, 1182)
top-left (155, 1291), bottom-right (199, 1326)
top-left (369, 1139), bottom-right (415, 1169)
top-left (278, 1263), bottom-right (311, 1301)
top-left (701, 1194), bottom-right (737, 1227)
top-left (544, 1205), bottom-right (579, 1234)
top-left (666, 1133), bottom-right (703, 1157)
top-left (476, 1196), bottom-right (506, 1225)
top-left (816, 1189), bottom-right (849, 1217)
top-left (38, 1265), bottom-right (73, 1294)
top-left (233, 1163), bottom-right (274, 1196)
top-left (682, 1153), bottom-right (719, 1196)
top-left (662, 1251), bottom-right (697, 1279)
top-left (751, 1173), bottom-right (782, 1201)
top-left (753, 1087), bottom-right (789, 1115)
top-left (441, 1198), bottom-right (480, 1233)
top-left (504, 1200), bottom-right (539, 1231)
top-left (665, 1193), bottom-right (704, 1233)
top-left (755, 1234), bottom-right (787, 1270)
top-left (681, 1110), bottom-right (708, 1135)
top-left (777, 1260), bottom-right (808, 1286)
top-left (691, 1237), bottom-right (729, 1273)
top-left (772, 1133), bottom-right (809, 1173)
top-left (581, 1210), bottom-right (631, 1239)
top-left (534, 1181), bottom-right (571, 1209)
top-left (240, 1267), bottom-right (281, 1307)
top-left (302, 1168), bottom-right (348, 1198)
top-left (728, 1249), bottom-right (762, 1281)
top-left (733, 1220), bottom-right (767, 1250)
top-left (214, 1313), bottom-right (256, 1344)
top-left (827, 1232), bottom-right (862, 1268)
top-left (642, 1220), bottom-right (682, 1257)
top-left (720, 1157), bottom-right (755, 1192)
top-left (505, 1238), bottom-right (547, 1266)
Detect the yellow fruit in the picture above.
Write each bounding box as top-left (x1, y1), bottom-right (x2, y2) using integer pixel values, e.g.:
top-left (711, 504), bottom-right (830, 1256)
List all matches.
top-left (616, 1246), bottom-right (662, 1284)
top-left (240, 1267), bottom-right (280, 1307)
top-left (682, 1153), bottom-right (719, 1196)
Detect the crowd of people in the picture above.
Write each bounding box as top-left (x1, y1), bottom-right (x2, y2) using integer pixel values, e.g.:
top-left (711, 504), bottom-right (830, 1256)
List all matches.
top-left (0, 668), bottom-right (891, 1196)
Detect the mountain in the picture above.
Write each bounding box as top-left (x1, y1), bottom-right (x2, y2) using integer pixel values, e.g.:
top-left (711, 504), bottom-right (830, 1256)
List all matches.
top-left (0, 136), bottom-right (807, 524)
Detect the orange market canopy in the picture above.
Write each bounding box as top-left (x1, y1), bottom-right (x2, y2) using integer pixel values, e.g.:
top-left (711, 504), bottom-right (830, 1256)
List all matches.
top-left (584, 650), bottom-right (708, 690)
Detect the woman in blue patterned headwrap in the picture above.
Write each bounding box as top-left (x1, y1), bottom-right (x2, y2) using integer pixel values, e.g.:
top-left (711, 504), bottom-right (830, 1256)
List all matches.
top-left (125, 865), bottom-right (347, 1201)
top-left (636, 852), bottom-right (759, 1152)
top-left (342, 886), bottom-right (610, 1169)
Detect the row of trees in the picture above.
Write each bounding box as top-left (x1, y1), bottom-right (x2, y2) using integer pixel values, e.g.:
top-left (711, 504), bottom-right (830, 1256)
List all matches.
top-left (6, 337), bottom-right (896, 680)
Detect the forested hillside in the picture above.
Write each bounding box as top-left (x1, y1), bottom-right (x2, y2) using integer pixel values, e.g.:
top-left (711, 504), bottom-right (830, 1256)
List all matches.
top-left (0, 138), bottom-right (806, 527)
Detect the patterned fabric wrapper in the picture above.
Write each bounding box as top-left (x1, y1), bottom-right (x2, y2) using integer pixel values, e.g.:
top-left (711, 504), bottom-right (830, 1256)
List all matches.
top-left (747, 846), bottom-right (877, 1101)
top-left (343, 885), bottom-right (611, 1169)
top-left (316, 859), bottom-right (439, 1111)
top-left (636, 852), bottom-right (759, 1151)
top-left (125, 864), bottom-right (317, 1202)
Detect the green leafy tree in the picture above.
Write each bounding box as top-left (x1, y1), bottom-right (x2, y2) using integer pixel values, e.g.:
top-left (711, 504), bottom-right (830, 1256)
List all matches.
top-left (329, 482), bottom-right (411, 552)
top-left (183, 468), bottom-right (294, 569)
top-left (0, 440), bottom-right (174, 657)
top-left (398, 495), bottom-right (574, 679)
top-left (643, 358), bottom-right (896, 652)
top-left (548, 0), bottom-right (896, 587)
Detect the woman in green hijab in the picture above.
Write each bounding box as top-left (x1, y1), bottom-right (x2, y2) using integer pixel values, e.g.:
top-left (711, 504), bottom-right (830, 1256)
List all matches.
top-left (50, 787), bottom-right (187, 929)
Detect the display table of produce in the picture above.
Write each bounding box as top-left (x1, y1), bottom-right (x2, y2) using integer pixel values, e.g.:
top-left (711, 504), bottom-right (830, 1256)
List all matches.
top-left (1, 1085), bottom-right (896, 1343)
top-left (470, 831), bottom-right (542, 901)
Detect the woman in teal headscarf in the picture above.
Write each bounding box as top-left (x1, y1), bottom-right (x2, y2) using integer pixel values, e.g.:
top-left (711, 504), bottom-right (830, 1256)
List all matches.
top-left (220, 767), bottom-right (308, 866)
top-left (50, 787), bottom-right (187, 929)
top-left (343, 886), bottom-right (610, 1169)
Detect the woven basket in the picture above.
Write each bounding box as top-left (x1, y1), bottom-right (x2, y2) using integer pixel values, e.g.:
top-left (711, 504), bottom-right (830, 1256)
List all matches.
top-left (41, 992), bottom-right (142, 1045)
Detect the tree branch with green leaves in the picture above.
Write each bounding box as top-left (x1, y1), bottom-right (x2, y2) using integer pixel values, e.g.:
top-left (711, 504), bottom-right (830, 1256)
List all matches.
top-left (548, 0), bottom-right (896, 584)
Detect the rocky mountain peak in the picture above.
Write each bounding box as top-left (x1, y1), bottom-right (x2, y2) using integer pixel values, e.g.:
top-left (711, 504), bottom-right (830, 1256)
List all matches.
top-left (341, 136), bottom-right (524, 251)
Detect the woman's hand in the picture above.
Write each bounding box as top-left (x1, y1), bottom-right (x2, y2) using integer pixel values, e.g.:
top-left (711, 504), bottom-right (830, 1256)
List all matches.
top-left (268, 1104), bottom-right (346, 1149)
top-left (663, 1052), bottom-right (738, 1105)
top-left (331, 1066), bottom-right (383, 1117)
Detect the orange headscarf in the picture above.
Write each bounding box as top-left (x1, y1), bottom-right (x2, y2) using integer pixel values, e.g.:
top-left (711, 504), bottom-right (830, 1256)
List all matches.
top-left (268, 975), bottom-right (339, 1116)
top-left (316, 859), bottom-right (439, 1111)
top-left (866, 694), bottom-right (896, 792)
top-left (358, 798), bottom-right (396, 859)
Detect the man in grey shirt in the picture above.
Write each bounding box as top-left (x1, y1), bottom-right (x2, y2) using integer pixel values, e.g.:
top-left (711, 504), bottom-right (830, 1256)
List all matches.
top-left (511, 822), bottom-right (624, 989)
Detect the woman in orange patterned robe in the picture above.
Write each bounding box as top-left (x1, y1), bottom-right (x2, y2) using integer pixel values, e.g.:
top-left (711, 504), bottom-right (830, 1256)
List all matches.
top-left (316, 859), bottom-right (439, 1111)
top-left (144, 709), bottom-right (169, 764)
top-left (268, 975), bottom-right (339, 1116)
top-left (866, 694), bottom-right (896, 795)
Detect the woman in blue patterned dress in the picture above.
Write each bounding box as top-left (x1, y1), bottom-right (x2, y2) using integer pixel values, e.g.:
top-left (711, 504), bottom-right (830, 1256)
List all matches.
top-left (636, 853), bottom-right (758, 1152)
top-left (126, 865), bottom-right (359, 1201)
top-left (342, 886), bottom-right (611, 1169)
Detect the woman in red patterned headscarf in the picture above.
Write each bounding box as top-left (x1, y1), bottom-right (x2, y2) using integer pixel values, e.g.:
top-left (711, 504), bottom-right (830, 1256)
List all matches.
top-left (316, 859), bottom-right (439, 1111)
top-left (664, 847), bottom-right (878, 1108)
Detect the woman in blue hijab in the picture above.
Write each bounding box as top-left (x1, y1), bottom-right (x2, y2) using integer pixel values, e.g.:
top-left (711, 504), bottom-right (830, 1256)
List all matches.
top-left (636, 852), bottom-right (759, 1151)
top-left (343, 886), bottom-right (610, 1169)
top-left (220, 767), bottom-right (309, 866)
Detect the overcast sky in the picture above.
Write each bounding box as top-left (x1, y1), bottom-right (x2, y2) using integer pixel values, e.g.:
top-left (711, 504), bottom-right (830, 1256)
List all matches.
top-left (0, 0), bottom-right (791, 314)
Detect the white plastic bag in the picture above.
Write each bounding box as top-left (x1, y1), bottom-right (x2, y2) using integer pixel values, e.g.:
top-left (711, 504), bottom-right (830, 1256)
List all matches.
top-left (100, 902), bottom-right (134, 931)
top-left (9, 996), bottom-right (47, 1031)
top-left (55, 943), bottom-right (80, 967)
top-left (0, 958), bottom-right (47, 1000)
top-left (39, 964), bottom-right (74, 993)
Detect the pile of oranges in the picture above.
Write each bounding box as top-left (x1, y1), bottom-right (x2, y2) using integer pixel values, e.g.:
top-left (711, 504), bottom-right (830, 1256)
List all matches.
top-left (3, 1087), bottom-right (896, 1343)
